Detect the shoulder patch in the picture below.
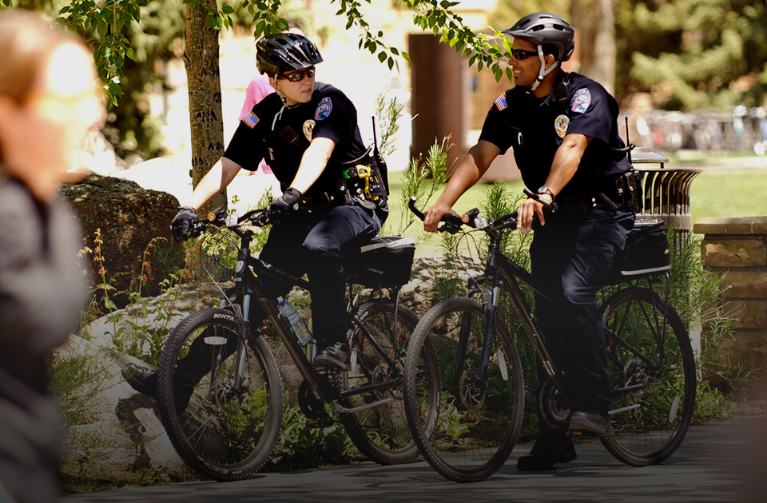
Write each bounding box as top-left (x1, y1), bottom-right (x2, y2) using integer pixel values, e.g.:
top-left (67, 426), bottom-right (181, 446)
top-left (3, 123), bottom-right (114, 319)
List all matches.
top-left (570, 88), bottom-right (591, 114)
top-left (494, 93), bottom-right (508, 111)
top-left (315, 97), bottom-right (333, 121)
top-left (242, 110), bottom-right (259, 129)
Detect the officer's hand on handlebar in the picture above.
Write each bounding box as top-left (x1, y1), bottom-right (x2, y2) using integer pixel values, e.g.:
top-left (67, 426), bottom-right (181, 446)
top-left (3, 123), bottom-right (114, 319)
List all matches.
top-left (423, 202), bottom-right (460, 233)
top-left (516, 194), bottom-right (551, 232)
top-left (269, 188), bottom-right (302, 224)
top-left (171, 206), bottom-right (198, 242)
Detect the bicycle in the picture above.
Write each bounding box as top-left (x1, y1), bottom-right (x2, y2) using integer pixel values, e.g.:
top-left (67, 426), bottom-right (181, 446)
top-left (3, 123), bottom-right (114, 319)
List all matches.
top-left (155, 207), bottom-right (423, 481)
top-left (402, 195), bottom-right (696, 482)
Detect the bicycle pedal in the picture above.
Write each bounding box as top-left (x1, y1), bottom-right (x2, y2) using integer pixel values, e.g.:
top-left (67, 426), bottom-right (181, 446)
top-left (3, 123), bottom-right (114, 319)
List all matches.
top-left (569, 425), bottom-right (614, 438)
top-left (313, 364), bottom-right (342, 375)
top-left (307, 418), bottom-right (334, 428)
top-left (569, 429), bottom-right (600, 439)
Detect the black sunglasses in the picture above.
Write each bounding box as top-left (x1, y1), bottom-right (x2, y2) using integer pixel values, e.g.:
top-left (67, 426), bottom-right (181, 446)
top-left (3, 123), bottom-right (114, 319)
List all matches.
top-left (510, 48), bottom-right (538, 60)
top-left (278, 66), bottom-right (316, 82)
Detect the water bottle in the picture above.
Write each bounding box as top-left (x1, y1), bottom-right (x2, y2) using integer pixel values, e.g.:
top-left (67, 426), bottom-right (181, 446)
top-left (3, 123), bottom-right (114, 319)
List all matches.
top-left (277, 297), bottom-right (312, 346)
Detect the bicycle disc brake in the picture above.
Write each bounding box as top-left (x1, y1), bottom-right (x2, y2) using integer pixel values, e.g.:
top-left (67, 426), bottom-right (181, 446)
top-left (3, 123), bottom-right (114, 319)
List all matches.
top-left (459, 370), bottom-right (486, 411)
top-left (624, 358), bottom-right (650, 421)
top-left (298, 381), bottom-right (333, 427)
top-left (538, 378), bottom-right (570, 429)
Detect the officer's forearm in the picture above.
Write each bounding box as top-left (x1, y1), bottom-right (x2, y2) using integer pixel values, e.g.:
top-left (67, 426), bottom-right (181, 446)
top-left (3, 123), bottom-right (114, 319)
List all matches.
top-left (435, 143), bottom-right (496, 207)
top-left (290, 137), bottom-right (335, 194)
top-left (544, 134), bottom-right (591, 196)
top-left (185, 157), bottom-right (241, 210)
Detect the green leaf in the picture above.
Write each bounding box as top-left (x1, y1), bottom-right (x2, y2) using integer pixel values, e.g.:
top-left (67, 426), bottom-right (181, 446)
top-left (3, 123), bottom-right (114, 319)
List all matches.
top-left (388, 57), bottom-right (394, 70)
top-left (402, 52), bottom-right (411, 63)
top-left (222, 5), bottom-right (234, 14)
top-left (378, 51), bottom-right (387, 63)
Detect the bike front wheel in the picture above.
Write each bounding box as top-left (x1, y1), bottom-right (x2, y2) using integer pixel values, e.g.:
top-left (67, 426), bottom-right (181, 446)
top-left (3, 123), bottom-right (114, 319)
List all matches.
top-left (337, 301), bottom-right (421, 465)
top-left (403, 297), bottom-right (524, 483)
top-left (157, 308), bottom-right (283, 481)
top-left (600, 287), bottom-right (696, 466)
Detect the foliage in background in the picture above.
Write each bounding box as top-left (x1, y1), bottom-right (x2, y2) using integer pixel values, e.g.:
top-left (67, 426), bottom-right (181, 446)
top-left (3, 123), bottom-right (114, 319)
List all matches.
top-left (392, 137), bottom-right (453, 236)
top-left (619, 0), bottom-right (767, 110)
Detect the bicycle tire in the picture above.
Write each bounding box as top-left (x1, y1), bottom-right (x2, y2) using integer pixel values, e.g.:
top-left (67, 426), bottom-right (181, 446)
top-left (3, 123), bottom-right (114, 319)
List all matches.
top-left (157, 308), bottom-right (283, 481)
top-left (337, 301), bottom-right (421, 465)
top-left (403, 297), bottom-right (524, 482)
top-left (599, 287), bottom-right (696, 466)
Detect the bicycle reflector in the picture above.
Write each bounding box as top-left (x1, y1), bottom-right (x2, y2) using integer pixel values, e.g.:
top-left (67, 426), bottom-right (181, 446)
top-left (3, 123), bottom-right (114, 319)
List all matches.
top-left (208, 212), bottom-right (217, 221)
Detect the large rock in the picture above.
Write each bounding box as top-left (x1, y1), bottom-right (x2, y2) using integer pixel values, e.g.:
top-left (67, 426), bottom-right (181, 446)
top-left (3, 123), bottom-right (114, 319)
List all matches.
top-left (57, 334), bottom-right (185, 481)
top-left (61, 174), bottom-right (183, 306)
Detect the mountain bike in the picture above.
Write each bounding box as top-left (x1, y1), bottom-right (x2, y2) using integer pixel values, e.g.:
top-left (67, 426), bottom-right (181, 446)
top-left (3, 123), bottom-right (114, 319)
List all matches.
top-left (402, 195), bottom-right (696, 482)
top-left (156, 207), bottom-right (422, 481)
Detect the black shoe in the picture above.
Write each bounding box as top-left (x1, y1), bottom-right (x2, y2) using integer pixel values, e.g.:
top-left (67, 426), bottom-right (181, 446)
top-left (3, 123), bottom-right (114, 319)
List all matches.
top-left (517, 435), bottom-right (577, 471)
top-left (123, 363), bottom-right (158, 396)
top-left (569, 410), bottom-right (613, 435)
top-left (313, 342), bottom-right (351, 370)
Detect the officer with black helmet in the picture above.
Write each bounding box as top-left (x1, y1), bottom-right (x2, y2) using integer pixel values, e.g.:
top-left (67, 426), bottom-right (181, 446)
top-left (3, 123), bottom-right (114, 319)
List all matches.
top-left (424, 13), bottom-right (635, 471)
top-left (126, 34), bottom-right (386, 396)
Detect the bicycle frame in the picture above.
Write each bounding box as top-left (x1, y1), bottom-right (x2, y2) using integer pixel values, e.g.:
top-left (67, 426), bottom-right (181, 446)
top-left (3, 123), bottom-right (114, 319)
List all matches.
top-left (216, 221), bottom-right (405, 411)
top-left (454, 223), bottom-right (674, 415)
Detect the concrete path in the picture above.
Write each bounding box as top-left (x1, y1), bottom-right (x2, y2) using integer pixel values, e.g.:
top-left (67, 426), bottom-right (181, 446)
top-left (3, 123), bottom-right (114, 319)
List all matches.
top-left (62, 414), bottom-right (765, 503)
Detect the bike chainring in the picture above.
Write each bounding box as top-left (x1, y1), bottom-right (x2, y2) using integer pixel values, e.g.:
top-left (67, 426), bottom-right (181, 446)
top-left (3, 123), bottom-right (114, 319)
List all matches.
top-left (538, 378), bottom-right (571, 429)
top-left (298, 381), bottom-right (333, 426)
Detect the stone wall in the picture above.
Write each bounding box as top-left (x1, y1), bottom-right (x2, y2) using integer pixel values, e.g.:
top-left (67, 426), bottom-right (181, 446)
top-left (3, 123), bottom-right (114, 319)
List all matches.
top-left (694, 217), bottom-right (767, 371)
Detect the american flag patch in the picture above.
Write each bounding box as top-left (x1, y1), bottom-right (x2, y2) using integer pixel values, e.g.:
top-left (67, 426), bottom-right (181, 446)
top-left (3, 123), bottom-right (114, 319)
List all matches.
top-left (242, 111), bottom-right (259, 129)
top-left (495, 93), bottom-right (508, 111)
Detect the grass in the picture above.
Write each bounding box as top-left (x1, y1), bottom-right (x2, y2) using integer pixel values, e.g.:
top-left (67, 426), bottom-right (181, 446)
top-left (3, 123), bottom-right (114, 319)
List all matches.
top-left (385, 163), bottom-right (767, 255)
top-left (689, 169), bottom-right (767, 222)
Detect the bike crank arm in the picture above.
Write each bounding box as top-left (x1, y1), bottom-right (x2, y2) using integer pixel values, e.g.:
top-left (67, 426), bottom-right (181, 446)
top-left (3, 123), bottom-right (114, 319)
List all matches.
top-left (333, 397), bottom-right (393, 414)
top-left (608, 404), bottom-right (641, 415)
top-left (339, 378), bottom-right (399, 399)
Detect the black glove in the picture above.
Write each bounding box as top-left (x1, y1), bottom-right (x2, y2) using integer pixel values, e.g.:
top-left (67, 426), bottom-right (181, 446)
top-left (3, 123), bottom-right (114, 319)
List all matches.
top-left (269, 188), bottom-right (302, 224)
top-left (171, 206), bottom-right (198, 242)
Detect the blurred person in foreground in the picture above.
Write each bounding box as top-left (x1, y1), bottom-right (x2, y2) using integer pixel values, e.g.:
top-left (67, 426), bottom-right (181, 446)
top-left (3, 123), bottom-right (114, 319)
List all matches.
top-left (0, 10), bottom-right (104, 502)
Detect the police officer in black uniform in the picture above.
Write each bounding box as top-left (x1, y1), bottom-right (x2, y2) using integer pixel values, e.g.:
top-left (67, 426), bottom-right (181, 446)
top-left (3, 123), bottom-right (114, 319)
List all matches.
top-left (126, 33), bottom-right (386, 396)
top-left (424, 13), bottom-right (635, 471)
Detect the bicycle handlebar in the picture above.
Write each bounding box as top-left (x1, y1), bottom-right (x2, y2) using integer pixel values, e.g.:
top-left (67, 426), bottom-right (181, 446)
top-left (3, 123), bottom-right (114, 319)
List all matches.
top-left (408, 196), bottom-right (518, 234)
top-left (190, 207), bottom-right (271, 236)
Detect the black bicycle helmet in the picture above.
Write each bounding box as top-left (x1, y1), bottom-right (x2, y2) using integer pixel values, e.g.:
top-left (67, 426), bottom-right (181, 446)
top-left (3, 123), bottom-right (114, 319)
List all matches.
top-left (257, 33), bottom-right (323, 76)
top-left (503, 12), bottom-right (575, 62)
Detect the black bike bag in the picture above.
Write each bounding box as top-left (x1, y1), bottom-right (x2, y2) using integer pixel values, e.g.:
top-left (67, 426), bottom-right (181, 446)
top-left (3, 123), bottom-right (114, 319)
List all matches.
top-left (346, 236), bottom-right (415, 288)
top-left (607, 222), bottom-right (671, 283)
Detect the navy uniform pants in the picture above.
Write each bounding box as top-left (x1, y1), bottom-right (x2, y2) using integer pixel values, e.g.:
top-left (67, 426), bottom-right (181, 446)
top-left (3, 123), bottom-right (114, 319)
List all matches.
top-left (530, 205), bottom-right (633, 427)
top-left (252, 204), bottom-right (383, 346)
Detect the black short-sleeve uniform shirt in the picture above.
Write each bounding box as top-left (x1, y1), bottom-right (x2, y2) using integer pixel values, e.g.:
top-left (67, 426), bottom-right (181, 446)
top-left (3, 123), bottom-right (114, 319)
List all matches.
top-left (479, 71), bottom-right (629, 198)
top-left (224, 82), bottom-right (366, 198)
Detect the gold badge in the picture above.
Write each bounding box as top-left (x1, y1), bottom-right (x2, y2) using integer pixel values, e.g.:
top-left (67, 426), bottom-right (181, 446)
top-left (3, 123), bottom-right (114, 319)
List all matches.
top-left (555, 114), bottom-right (569, 138)
top-left (303, 120), bottom-right (315, 142)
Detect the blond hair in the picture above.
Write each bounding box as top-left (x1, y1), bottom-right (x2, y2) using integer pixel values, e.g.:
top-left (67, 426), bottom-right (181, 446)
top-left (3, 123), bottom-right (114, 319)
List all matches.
top-left (0, 10), bottom-right (81, 105)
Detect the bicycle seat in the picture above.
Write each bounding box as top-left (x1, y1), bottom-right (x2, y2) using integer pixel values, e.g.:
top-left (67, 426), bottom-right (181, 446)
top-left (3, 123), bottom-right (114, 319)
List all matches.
top-left (346, 236), bottom-right (416, 288)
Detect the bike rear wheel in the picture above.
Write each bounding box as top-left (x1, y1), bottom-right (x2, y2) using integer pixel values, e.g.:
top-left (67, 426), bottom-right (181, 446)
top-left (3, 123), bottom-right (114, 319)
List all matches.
top-left (403, 297), bottom-right (524, 482)
top-left (338, 301), bottom-right (421, 465)
top-left (599, 287), bottom-right (696, 466)
top-left (157, 308), bottom-right (283, 481)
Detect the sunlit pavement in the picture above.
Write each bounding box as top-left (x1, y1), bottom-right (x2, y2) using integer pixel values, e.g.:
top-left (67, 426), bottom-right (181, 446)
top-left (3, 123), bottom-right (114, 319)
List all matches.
top-left (62, 414), bottom-right (765, 503)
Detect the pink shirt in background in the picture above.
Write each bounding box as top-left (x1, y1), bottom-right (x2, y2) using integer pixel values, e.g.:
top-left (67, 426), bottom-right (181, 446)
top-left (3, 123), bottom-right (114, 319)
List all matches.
top-left (238, 73), bottom-right (275, 174)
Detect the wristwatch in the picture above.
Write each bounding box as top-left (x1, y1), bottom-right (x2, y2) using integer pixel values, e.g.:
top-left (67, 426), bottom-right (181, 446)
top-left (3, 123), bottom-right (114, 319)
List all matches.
top-left (537, 185), bottom-right (555, 199)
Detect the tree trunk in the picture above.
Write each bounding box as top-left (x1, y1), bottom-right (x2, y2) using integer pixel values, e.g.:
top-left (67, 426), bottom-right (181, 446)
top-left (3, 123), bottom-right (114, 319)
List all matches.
top-left (570, 0), bottom-right (616, 94)
top-left (184, 0), bottom-right (227, 213)
top-left (184, 0), bottom-right (226, 278)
